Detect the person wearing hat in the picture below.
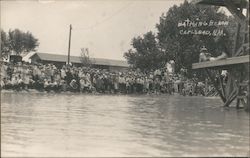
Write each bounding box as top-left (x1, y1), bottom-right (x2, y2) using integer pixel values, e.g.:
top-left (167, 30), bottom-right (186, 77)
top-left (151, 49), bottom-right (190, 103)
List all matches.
top-left (199, 46), bottom-right (211, 62)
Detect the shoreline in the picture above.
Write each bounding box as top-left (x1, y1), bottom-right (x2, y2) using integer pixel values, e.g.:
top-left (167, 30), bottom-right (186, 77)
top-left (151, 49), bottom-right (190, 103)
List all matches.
top-left (0, 89), bottom-right (219, 99)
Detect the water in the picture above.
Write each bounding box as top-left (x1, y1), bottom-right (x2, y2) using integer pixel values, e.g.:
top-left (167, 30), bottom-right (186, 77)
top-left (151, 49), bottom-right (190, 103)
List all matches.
top-left (1, 91), bottom-right (249, 157)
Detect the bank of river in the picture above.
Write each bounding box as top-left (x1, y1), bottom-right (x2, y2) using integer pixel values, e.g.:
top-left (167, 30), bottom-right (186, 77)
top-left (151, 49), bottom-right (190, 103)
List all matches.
top-left (1, 92), bottom-right (249, 157)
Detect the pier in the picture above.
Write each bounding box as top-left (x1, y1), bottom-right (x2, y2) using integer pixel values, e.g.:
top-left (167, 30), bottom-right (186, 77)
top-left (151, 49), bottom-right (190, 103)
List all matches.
top-left (192, 0), bottom-right (249, 110)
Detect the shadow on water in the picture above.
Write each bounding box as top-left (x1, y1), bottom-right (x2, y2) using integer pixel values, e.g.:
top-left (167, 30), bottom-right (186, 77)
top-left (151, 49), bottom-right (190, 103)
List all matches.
top-left (1, 92), bottom-right (249, 157)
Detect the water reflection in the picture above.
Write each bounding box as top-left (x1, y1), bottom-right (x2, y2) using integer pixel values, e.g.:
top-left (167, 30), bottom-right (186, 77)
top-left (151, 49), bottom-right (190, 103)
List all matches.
top-left (1, 92), bottom-right (249, 157)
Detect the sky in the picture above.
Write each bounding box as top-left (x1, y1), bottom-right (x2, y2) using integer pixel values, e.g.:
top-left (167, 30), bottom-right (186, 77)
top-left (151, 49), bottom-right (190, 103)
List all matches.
top-left (1, 0), bottom-right (185, 60)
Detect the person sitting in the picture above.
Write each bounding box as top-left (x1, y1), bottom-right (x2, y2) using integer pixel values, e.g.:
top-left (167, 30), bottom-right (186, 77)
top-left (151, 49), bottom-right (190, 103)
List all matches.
top-left (44, 79), bottom-right (51, 92)
top-left (60, 80), bottom-right (67, 92)
top-left (199, 46), bottom-right (211, 62)
top-left (11, 75), bottom-right (18, 90)
top-left (199, 46), bottom-right (228, 62)
top-left (80, 77), bottom-right (90, 93)
top-left (50, 80), bottom-right (59, 92)
top-left (70, 79), bottom-right (79, 92)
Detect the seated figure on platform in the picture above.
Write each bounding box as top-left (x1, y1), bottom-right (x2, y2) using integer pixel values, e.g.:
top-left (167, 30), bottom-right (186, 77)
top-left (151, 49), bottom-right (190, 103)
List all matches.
top-left (199, 46), bottom-right (228, 62)
top-left (199, 46), bottom-right (211, 62)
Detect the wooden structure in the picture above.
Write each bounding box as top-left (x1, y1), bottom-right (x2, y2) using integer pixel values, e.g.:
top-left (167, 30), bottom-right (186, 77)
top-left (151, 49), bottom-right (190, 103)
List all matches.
top-left (192, 0), bottom-right (249, 110)
top-left (9, 55), bottom-right (22, 63)
top-left (193, 55), bottom-right (249, 69)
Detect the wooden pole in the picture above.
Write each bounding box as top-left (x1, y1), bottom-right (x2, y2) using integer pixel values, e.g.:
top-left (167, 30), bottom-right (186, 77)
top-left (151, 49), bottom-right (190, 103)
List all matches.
top-left (205, 69), bottom-right (226, 103)
top-left (246, 81), bottom-right (249, 111)
top-left (233, 23), bottom-right (240, 56)
top-left (67, 24), bottom-right (72, 65)
top-left (224, 90), bottom-right (237, 107)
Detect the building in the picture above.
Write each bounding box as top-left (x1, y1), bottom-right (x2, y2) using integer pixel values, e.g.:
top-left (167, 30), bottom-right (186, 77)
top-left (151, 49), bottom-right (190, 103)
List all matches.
top-left (27, 52), bottom-right (129, 71)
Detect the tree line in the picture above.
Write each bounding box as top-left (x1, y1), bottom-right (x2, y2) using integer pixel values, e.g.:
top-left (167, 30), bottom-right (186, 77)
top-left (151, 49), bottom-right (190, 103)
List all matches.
top-left (1, 29), bottom-right (39, 60)
top-left (124, 0), bottom-right (237, 79)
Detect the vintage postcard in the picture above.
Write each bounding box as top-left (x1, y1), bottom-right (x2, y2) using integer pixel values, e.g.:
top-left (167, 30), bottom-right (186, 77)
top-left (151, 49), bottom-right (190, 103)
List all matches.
top-left (1, 0), bottom-right (249, 157)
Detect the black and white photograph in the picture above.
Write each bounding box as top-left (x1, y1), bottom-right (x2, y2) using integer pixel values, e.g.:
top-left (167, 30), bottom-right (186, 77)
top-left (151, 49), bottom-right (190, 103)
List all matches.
top-left (0, 0), bottom-right (249, 157)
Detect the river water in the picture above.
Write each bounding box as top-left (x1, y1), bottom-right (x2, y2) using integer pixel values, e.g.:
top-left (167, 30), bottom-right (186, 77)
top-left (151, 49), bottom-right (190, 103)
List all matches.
top-left (1, 91), bottom-right (249, 157)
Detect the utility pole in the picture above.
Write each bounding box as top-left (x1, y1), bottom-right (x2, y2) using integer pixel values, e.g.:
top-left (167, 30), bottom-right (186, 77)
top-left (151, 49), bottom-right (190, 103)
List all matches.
top-left (67, 24), bottom-right (72, 65)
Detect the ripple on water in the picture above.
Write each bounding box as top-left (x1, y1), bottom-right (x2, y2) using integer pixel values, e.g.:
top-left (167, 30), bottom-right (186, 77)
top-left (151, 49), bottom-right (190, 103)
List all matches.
top-left (1, 92), bottom-right (249, 157)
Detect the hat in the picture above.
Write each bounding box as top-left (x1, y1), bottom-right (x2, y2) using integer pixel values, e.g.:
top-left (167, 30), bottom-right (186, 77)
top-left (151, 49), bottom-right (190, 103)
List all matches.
top-left (200, 46), bottom-right (207, 52)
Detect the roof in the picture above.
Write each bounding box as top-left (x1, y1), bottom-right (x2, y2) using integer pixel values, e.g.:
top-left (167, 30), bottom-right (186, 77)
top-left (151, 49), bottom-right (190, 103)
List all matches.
top-left (22, 51), bottom-right (36, 63)
top-left (31, 52), bottom-right (129, 67)
top-left (194, 0), bottom-right (249, 8)
top-left (192, 55), bottom-right (249, 69)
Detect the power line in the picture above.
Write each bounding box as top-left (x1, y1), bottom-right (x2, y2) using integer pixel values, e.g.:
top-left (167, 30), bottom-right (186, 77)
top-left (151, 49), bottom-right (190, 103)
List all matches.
top-left (73, 2), bottom-right (134, 31)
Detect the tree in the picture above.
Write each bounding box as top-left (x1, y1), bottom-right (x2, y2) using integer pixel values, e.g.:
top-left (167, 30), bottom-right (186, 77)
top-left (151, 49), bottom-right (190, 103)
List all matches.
top-left (124, 31), bottom-right (165, 72)
top-left (80, 48), bottom-right (92, 67)
top-left (124, 1), bottom-right (234, 78)
top-left (7, 29), bottom-right (39, 56)
top-left (156, 0), bottom-right (232, 77)
top-left (1, 30), bottom-right (10, 60)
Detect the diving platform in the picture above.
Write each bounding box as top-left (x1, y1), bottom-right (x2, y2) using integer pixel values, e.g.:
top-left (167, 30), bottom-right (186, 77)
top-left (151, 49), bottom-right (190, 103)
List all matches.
top-left (192, 55), bottom-right (249, 69)
top-left (191, 0), bottom-right (249, 111)
top-left (194, 0), bottom-right (249, 9)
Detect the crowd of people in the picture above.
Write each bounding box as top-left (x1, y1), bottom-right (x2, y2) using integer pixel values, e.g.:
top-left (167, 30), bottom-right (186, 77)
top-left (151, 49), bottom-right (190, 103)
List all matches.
top-left (1, 61), bottom-right (207, 95)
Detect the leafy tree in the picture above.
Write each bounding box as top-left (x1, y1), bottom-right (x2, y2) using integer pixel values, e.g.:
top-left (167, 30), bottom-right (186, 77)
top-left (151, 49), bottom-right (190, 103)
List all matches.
top-left (80, 48), bottom-right (92, 67)
top-left (124, 1), bottom-right (235, 78)
top-left (124, 31), bottom-right (165, 72)
top-left (156, 0), bottom-right (232, 77)
top-left (7, 29), bottom-right (39, 56)
top-left (1, 30), bottom-right (10, 60)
